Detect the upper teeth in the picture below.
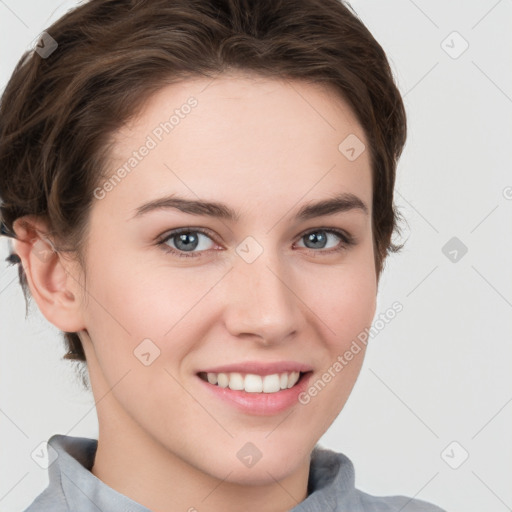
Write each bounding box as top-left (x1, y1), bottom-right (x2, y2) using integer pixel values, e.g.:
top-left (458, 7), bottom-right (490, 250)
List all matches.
top-left (203, 371), bottom-right (301, 393)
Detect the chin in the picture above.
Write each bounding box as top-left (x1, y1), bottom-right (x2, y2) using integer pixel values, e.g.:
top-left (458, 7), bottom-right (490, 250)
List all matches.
top-left (196, 441), bottom-right (309, 486)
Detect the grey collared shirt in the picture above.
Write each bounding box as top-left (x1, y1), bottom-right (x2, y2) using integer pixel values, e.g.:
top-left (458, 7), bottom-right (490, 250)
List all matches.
top-left (23, 434), bottom-right (446, 511)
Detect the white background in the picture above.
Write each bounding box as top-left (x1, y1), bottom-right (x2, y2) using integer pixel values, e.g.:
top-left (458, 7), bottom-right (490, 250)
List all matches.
top-left (1, 1), bottom-right (511, 511)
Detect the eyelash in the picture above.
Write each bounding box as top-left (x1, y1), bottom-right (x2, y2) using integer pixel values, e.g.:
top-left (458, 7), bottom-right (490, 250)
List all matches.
top-left (156, 227), bottom-right (355, 259)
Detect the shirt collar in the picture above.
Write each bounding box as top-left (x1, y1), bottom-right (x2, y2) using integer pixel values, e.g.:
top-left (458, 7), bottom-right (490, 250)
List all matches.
top-left (48, 434), bottom-right (151, 511)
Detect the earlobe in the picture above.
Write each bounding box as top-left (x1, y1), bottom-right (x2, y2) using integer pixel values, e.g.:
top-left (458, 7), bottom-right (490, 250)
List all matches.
top-left (12, 216), bottom-right (86, 333)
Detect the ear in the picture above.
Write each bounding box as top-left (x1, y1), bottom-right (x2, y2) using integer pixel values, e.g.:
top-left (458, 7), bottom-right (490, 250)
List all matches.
top-left (12, 215), bottom-right (86, 333)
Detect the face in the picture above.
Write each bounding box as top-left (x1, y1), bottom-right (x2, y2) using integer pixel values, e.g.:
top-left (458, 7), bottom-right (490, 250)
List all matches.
top-left (74, 72), bottom-right (377, 484)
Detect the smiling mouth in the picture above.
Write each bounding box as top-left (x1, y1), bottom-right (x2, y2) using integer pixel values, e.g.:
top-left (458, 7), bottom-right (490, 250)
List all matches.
top-left (197, 371), bottom-right (310, 393)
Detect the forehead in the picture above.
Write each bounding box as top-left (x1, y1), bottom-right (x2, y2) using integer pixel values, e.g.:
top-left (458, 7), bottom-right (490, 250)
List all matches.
top-left (98, 72), bottom-right (372, 223)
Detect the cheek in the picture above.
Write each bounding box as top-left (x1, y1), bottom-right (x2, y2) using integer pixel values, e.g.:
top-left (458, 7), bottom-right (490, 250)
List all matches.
top-left (85, 256), bottom-right (212, 342)
top-left (299, 256), bottom-right (377, 349)
top-left (80, 261), bottom-right (201, 425)
top-left (81, 257), bottom-right (232, 416)
top-left (294, 265), bottom-right (375, 430)
top-left (292, 253), bottom-right (375, 412)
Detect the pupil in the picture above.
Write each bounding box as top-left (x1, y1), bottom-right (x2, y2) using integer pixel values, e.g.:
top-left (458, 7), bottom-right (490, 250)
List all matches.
top-left (176, 232), bottom-right (198, 251)
top-left (306, 231), bottom-right (326, 249)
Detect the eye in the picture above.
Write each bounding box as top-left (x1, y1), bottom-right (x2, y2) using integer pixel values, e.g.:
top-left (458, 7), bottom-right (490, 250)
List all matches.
top-left (157, 228), bottom-right (217, 258)
top-left (156, 227), bottom-right (355, 259)
top-left (295, 228), bottom-right (354, 254)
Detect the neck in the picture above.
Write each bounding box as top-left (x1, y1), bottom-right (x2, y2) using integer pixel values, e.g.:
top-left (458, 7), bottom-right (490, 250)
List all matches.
top-left (91, 408), bottom-right (310, 512)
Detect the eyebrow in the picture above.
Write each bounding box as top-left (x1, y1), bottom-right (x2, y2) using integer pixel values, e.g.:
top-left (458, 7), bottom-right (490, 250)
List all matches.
top-left (131, 192), bottom-right (369, 221)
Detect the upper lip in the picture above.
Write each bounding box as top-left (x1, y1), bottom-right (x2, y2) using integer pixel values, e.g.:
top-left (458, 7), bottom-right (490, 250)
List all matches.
top-left (197, 361), bottom-right (313, 376)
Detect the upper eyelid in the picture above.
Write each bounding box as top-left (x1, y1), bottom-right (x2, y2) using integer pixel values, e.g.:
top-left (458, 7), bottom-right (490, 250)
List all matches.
top-left (158, 226), bottom-right (218, 243)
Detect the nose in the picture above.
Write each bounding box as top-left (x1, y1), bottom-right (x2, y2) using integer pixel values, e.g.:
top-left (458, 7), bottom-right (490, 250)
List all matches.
top-left (222, 247), bottom-right (304, 346)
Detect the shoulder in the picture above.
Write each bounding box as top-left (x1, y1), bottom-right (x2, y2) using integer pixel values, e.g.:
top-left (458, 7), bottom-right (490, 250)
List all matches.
top-left (305, 445), bottom-right (447, 512)
top-left (21, 433), bottom-right (93, 512)
top-left (354, 488), bottom-right (447, 511)
top-left (22, 487), bottom-right (69, 512)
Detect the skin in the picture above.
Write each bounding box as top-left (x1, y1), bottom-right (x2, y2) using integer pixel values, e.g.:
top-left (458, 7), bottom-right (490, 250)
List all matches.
top-left (14, 72), bottom-right (377, 512)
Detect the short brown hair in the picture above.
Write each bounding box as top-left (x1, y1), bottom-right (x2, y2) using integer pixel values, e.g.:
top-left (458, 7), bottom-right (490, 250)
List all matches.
top-left (0, 0), bottom-right (406, 369)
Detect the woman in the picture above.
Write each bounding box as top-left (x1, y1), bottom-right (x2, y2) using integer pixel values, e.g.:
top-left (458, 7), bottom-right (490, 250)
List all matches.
top-left (0, 0), bottom-right (445, 510)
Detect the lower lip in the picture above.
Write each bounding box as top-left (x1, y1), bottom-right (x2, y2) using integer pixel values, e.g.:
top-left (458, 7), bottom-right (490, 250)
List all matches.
top-left (196, 372), bottom-right (313, 416)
